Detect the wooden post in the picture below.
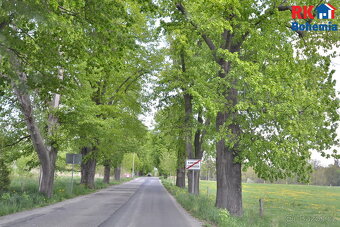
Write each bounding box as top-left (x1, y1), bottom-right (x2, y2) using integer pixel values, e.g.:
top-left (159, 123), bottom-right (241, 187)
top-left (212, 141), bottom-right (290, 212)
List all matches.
top-left (259, 198), bottom-right (264, 216)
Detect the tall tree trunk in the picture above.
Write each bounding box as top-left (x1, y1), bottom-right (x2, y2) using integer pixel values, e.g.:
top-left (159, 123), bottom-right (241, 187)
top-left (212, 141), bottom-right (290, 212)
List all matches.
top-left (176, 167), bottom-right (185, 188)
top-left (11, 61), bottom-right (62, 197)
top-left (176, 136), bottom-right (186, 188)
top-left (176, 145), bottom-right (186, 188)
top-left (181, 51), bottom-right (195, 193)
top-left (184, 93), bottom-right (194, 193)
top-left (103, 164), bottom-right (111, 184)
top-left (12, 74), bottom-right (51, 196)
top-left (212, 39), bottom-right (242, 215)
top-left (38, 147), bottom-right (57, 197)
top-left (41, 68), bottom-right (63, 196)
top-left (114, 167), bottom-right (121, 181)
top-left (215, 85), bottom-right (242, 216)
top-left (80, 147), bottom-right (97, 189)
top-left (192, 111), bottom-right (206, 194)
top-left (215, 133), bottom-right (242, 215)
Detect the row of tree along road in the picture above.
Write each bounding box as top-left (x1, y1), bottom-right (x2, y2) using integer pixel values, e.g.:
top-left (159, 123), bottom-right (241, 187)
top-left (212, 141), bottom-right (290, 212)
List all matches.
top-left (1, 0), bottom-right (339, 217)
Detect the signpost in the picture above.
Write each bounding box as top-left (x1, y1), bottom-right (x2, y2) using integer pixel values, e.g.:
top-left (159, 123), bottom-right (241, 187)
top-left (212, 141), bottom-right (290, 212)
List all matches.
top-left (66, 153), bottom-right (82, 193)
top-left (186, 159), bottom-right (201, 194)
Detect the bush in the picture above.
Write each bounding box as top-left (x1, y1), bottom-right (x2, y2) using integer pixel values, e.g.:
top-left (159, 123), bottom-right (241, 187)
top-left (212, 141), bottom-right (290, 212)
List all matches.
top-left (0, 159), bottom-right (10, 191)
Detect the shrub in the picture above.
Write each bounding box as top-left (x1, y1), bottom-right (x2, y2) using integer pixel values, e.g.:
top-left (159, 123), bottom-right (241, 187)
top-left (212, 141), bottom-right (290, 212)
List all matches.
top-left (0, 159), bottom-right (10, 191)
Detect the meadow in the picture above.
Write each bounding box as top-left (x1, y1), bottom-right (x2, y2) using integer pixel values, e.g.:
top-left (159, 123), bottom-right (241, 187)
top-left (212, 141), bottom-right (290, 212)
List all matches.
top-left (163, 180), bottom-right (340, 227)
top-left (0, 175), bottom-right (130, 216)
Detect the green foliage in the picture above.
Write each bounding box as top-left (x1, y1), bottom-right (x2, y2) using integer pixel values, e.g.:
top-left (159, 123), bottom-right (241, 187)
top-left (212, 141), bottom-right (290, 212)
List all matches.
top-left (0, 0), bottom-right (339, 219)
top-left (0, 0), bottom-right (156, 193)
top-left (159, 149), bottom-right (177, 176)
top-left (200, 156), bottom-right (216, 180)
top-left (137, 133), bottom-right (155, 175)
top-left (122, 153), bottom-right (140, 173)
top-left (0, 159), bottom-right (10, 191)
top-left (157, 0), bottom-right (340, 183)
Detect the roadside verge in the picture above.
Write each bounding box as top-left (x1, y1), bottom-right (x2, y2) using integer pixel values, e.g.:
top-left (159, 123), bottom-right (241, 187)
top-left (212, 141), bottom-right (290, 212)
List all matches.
top-left (161, 179), bottom-right (236, 227)
top-left (0, 177), bottom-right (132, 217)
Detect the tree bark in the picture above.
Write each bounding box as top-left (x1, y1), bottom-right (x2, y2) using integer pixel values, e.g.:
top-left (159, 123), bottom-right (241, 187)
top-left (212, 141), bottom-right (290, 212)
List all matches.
top-left (11, 64), bottom-right (61, 197)
top-left (40, 68), bottom-right (63, 197)
top-left (215, 132), bottom-right (242, 215)
top-left (80, 147), bottom-right (97, 189)
top-left (181, 51), bottom-right (195, 193)
top-left (175, 2), bottom-right (244, 215)
top-left (184, 93), bottom-right (195, 193)
top-left (176, 167), bottom-right (185, 188)
top-left (215, 85), bottom-right (243, 216)
top-left (103, 164), bottom-right (111, 184)
top-left (192, 111), bottom-right (205, 194)
top-left (114, 166), bottom-right (121, 181)
top-left (201, 29), bottom-right (243, 214)
top-left (176, 143), bottom-right (186, 186)
top-left (176, 136), bottom-right (186, 188)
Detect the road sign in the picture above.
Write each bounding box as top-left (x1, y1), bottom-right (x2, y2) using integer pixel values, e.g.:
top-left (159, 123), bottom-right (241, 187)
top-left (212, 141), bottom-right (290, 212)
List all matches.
top-left (66, 154), bottom-right (82, 164)
top-left (186, 159), bottom-right (201, 170)
top-left (66, 153), bottom-right (82, 194)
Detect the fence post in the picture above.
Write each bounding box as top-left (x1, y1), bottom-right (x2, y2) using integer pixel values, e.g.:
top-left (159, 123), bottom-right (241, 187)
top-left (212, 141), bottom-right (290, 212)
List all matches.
top-left (259, 198), bottom-right (264, 216)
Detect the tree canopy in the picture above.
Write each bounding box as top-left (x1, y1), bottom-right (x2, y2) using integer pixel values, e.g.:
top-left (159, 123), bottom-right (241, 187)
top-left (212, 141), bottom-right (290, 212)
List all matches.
top-left (0, 0), bottom-right (339, 217)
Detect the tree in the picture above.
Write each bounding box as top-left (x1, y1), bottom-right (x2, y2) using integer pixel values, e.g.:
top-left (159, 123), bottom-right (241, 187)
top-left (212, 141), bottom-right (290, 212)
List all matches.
top-left (0, 0), bottom-right (157, 194)
top-left (324, 164), bottom-right (340, 186)
top-left (159, 0), bottom-right (339, 215)
top-left (0, 0), bottom-right (85, 197)
top-left (99, 116), bottom-right (148, 182)
top-left (0, 158), bottom-right (10, 191)
top-left (154, 27), bottom-right (214, 192)
top-left (51, 0), bottom-right (156, 188)
top-left (159, 149), bottom-right (177, 177)
top-left (152, 101), bottom-right (187, 186)
top-left (200, 155), bottom-right (216, 181)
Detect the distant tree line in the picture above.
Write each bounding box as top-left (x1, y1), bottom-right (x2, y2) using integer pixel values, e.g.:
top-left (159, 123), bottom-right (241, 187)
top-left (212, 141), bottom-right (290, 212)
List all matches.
top-left (200, 158), bottom-right (340, 186)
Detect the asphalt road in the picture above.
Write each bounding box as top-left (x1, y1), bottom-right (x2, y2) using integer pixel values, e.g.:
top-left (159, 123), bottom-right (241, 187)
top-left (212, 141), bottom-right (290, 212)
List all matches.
top-left (0, 177), bottom-right (201, 227)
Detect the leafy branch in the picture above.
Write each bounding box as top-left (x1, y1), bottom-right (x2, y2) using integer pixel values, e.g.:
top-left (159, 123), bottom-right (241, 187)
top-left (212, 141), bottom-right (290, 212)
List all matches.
top-left (0, 135), bottom-right (30, 150)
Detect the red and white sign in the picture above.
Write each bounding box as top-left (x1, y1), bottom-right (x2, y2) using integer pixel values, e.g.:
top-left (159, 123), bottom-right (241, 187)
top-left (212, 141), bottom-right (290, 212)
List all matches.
top-left (186, 159), bottom-right (201, 170)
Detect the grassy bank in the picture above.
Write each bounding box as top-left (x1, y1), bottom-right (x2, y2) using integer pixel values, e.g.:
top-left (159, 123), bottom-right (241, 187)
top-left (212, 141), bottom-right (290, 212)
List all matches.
top-left (0, 176), bottom-right (131, 216)
top-left (162, 179), bottom-right (340, 227)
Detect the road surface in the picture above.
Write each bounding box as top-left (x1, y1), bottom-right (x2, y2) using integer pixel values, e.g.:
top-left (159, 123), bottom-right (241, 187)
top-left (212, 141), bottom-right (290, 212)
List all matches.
top-left (0, 177), bottom-right (201, 227)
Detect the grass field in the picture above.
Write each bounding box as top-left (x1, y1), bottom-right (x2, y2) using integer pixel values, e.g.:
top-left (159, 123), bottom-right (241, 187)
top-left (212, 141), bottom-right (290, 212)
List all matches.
top-left (0, 175), bottom-right (130, 216)
top-left (163, 179), bottom-right (340, 227)
top-left (201, 181), bottom-right (340, 226)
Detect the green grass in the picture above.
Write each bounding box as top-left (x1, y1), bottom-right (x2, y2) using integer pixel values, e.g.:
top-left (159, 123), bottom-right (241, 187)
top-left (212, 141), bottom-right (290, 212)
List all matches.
top-left (0, 175), bottom-right (131, 216)
top-left (163, 179), bottom-right (340, 227)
